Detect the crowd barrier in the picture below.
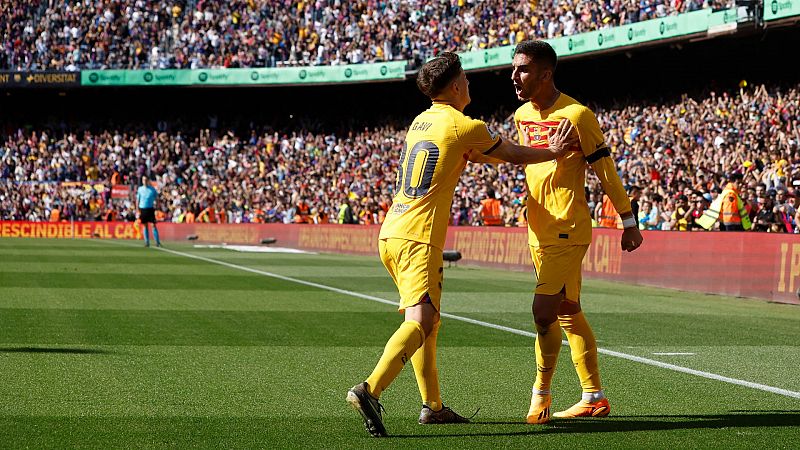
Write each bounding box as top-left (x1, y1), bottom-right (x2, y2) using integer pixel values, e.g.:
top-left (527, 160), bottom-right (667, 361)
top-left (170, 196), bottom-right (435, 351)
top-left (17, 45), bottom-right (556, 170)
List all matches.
top-left (2, 220), bottom-right (797, 305)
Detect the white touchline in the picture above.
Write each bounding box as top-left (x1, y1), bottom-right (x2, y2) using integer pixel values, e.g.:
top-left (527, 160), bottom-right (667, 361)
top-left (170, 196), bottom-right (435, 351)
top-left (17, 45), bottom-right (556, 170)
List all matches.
top-left (137, 243), bottom-right (799, 400)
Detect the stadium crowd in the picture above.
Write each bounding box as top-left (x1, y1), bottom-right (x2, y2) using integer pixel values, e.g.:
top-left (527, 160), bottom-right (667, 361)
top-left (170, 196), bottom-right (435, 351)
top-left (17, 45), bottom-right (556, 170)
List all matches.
top-left (2, 0), bottom-right (737, 70)
top-left (2, 81), bottom-right (798, 232)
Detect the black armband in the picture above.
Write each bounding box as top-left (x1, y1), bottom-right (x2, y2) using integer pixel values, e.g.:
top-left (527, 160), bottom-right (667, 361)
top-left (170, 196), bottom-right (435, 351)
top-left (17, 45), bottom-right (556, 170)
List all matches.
top-left (482, 138), bottom-right (503, 155)
top-left (586, 147), bottom-right (611, 163)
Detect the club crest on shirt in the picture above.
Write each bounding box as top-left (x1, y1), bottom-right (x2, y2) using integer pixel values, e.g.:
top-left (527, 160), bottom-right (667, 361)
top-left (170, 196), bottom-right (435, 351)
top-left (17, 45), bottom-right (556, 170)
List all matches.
top-left (519, 120), bottom-right (561, 148)
top-left (519, 119), bottom-right (584, 155)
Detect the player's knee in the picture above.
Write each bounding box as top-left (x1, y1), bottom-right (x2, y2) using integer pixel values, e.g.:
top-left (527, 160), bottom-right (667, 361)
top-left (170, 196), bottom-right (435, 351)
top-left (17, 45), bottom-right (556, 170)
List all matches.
top-left (532, 293), bottom-right (560, 329)
top-left (534, 315), bottom-right (557, 334)
top-left (420, 310), bottom-right (440, 337)
top-left (407, 294), bottom-right (438, 336)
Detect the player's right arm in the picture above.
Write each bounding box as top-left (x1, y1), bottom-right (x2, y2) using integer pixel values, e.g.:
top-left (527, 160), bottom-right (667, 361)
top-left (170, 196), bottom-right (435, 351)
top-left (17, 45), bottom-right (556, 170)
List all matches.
top-left (467, 119), bottom-right (577, 164)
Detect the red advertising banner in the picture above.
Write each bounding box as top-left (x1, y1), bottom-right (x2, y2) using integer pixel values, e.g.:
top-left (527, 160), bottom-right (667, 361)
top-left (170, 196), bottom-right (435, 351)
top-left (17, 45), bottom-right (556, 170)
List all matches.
top-left (1, 220), bottom-right (797, 305)
top-left (111, 185), bottom-right (131, 199)
top-left (449, 227), bottom-right (799, 305)
top-left (0, 221), bottom-right (141, 239)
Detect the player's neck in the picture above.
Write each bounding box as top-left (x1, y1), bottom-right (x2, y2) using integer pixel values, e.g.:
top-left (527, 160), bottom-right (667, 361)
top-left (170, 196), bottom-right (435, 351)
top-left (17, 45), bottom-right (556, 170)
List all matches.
top-left (432, 98), bottom-right (465, 112)
top-left (529, 87), bottom-right (560, 112)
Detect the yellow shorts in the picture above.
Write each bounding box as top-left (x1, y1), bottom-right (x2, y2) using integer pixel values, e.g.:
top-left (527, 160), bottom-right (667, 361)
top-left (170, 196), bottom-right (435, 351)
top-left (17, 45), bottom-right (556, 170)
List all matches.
top-left (530, 244), bottom-right (589, 303)
top-left (379, 238), bottom-right (443, 312)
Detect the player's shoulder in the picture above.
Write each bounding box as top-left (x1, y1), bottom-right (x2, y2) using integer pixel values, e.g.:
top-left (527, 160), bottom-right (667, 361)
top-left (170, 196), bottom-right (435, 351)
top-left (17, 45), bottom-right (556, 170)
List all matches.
top-left (450, 109), bottom-right (489, 138)
top-left (513, 101), bottom-right (533, 118)
top-left (557, 94), bottom-right (594, 118)
top-left (456, 111), bottom-right (485, 128)
top-left (442, 104), bottom-right (473, 124)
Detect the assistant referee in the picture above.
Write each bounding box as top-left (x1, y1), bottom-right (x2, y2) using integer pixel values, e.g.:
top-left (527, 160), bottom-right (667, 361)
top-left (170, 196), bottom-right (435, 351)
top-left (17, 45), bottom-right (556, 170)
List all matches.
top-left (137, 175), bottom-right (162, 247)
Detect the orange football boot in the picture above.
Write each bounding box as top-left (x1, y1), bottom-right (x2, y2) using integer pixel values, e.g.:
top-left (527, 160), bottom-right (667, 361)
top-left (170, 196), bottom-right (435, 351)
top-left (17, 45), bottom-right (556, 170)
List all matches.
top-left (552, 398), bottom-right (610, 418)
top-left (525, 394), bottom-right (552, 424)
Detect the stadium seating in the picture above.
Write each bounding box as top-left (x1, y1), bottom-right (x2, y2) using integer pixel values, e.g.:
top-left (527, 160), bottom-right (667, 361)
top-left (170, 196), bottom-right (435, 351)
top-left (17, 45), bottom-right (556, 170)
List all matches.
top-left (1, 0), bottom-right (734, 70)
top-left (1, 81), bottom-right (797, 231)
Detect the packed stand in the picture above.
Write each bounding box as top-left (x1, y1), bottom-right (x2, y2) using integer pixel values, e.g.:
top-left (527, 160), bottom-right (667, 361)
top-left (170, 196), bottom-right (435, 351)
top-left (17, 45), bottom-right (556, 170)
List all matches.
top-left (2, 0), bottom-right (738, 70)
top-left (2, 82), bottom-right (798, 232)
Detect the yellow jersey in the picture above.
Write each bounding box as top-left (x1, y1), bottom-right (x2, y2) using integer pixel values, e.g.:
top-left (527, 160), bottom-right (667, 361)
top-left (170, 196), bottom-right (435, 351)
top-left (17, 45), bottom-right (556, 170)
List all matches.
top-left (515, 93), bottom-right (631, 247)
top-left (380, 102), bottom-right (502, 249)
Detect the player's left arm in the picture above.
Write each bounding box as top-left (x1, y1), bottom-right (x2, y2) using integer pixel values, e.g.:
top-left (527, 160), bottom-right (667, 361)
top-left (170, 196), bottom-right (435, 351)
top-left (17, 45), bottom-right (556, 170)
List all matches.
top-left (575, 107), bottom-right (642, 252)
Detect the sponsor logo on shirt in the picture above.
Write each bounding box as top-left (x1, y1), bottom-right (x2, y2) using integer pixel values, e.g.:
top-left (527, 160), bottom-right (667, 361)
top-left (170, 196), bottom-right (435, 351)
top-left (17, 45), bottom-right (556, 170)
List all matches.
top-left (391, 203), bottom-right (410, 215)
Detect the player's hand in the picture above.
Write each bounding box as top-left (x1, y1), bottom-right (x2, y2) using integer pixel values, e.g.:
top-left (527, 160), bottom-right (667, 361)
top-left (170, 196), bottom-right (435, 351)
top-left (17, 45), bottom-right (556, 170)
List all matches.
top-left (621, 226), bottom-right (643, 252)
top-left (547, 119), bottom-right (579, 157)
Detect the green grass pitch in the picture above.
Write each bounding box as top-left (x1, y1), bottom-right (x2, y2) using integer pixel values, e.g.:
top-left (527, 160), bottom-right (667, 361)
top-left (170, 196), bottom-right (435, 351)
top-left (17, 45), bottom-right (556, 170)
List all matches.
top-left (0, 237), bottom-right (799, 449)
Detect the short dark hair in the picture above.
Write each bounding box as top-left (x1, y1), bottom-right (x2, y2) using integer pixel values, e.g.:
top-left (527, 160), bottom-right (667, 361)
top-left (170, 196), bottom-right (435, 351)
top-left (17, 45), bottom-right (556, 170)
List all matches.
top-left (514, 40), bottom-right (557, 72)
top-left (416, 52), bottom-right (462, 98)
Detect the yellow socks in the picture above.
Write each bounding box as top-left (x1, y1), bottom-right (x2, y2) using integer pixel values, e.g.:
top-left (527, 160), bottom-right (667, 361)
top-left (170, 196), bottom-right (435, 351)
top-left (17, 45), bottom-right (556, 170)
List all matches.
top-left (559, 311), bottom-right (601, 392)
top-left (533, 320), bottom-right (562, 392)
top-left (365, 320), bottom-right (425, 398)
top-left (411, 320), bottom-right (442, 411)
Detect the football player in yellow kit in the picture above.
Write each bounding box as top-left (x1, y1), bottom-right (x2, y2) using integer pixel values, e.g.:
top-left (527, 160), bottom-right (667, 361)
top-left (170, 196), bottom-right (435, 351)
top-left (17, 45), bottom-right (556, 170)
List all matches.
top-left (511, 40), bottom-right (644, 424)
top-left (346, 51), bottom-right (578, 437)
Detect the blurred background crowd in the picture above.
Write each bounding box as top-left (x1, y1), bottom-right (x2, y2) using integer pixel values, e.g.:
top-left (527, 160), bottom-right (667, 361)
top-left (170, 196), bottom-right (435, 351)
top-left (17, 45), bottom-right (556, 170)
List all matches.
top-left (2, 0), bottom-right (737, 70)
top-left (2, 80), bottom-right (798, 232)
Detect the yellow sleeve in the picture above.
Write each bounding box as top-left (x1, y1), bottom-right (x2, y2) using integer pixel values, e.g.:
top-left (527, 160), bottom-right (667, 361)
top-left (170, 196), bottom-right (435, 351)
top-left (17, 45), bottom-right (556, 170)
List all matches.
top-left (573, 106), bottom-right (606, 157)
top-left (467, 149), bottom-right (504, 164)
top-left (458, 117), bottom-right (502, 155)
top-left (574, 107), bottom-right (632, 214)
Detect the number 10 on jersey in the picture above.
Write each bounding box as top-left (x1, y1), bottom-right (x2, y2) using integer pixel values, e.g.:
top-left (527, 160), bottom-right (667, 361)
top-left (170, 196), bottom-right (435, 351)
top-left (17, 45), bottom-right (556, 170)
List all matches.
top-left (396, 140), bottom-right (440, 199)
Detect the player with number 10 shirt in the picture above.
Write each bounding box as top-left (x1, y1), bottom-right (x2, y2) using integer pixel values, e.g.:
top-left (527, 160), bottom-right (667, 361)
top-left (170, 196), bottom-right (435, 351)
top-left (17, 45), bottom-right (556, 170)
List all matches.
top-left (346, 51), bottom-right (578, 437)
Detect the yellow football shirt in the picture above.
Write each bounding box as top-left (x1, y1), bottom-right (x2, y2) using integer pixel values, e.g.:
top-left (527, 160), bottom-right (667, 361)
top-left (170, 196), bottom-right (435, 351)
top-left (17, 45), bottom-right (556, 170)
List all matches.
top-left (515, 93), bottom-right (631, 247)
top-left (380, 102), bottom-right (501, 249)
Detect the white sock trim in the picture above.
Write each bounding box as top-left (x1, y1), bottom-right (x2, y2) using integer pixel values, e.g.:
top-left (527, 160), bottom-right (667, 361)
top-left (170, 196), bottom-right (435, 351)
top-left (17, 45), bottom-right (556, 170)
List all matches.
top-left (581, 390), bottom-right (605, 402)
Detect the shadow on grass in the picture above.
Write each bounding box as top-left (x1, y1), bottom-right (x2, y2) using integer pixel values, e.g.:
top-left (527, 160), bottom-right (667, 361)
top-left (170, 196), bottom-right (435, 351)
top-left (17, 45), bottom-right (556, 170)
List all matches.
top-left (391, 411), bottom-right (800, 438)
top-left (0, 347), bottom-right (113, 354)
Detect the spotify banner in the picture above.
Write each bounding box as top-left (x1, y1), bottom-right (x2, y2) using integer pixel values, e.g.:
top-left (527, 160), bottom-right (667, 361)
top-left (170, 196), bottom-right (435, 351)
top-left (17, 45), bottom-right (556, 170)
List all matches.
top-left (80, 61), bottom-right (407, 87)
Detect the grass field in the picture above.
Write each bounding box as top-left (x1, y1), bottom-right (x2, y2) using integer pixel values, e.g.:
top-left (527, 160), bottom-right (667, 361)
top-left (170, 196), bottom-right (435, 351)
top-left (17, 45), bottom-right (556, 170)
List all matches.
top-left (0, 237), bottom-right (799, 449)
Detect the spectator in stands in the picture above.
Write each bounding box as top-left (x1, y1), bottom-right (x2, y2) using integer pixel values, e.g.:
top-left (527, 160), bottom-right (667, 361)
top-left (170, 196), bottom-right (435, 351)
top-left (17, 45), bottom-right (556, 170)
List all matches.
top-left (687, 192), bottom-right (707, 230)
top-left (338, 196), bottom-right (356, 225)
top-left (752, 194), bottom-right (778, 232)
top-left (479, 188), bottom-right (503, 226)
top-left (639, 199), bottom-right (660, 230)
top-left (668, 195), bottom-right (687, 231)
top-left (774, 189), bottom-right (796, 233)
